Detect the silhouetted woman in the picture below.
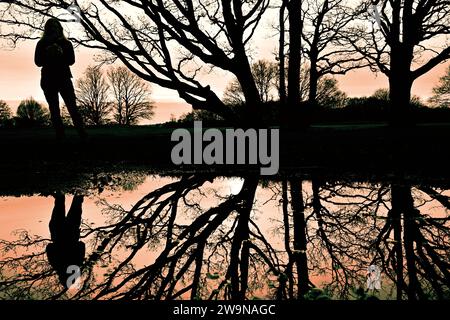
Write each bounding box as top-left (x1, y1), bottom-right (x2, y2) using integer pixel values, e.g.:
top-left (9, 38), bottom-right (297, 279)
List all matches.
top-left (35, 18), bottom-right (86, 140)
top-left (46, 193), bottom-right (85, 288)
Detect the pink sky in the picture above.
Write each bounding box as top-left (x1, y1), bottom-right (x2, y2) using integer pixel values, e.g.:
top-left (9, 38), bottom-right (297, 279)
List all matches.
top-left (0, 42), bottom-right (192, 123)
top-left (0, 37), bottom-right (448, 122)
top-left (1, 2), bottom-right (450, 124)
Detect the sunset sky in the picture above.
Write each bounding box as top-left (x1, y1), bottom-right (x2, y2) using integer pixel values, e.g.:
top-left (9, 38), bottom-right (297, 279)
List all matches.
top-left (0, 9), bottom-right (449, 123)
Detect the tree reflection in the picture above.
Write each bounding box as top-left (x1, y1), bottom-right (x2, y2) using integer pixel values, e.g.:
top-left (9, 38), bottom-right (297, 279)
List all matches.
top-left (383, 184), bottom-right (450, 300)
top-left (0, 175), bottom-right (449, 300)
top-left (306, 179), bottom-right (449, 300)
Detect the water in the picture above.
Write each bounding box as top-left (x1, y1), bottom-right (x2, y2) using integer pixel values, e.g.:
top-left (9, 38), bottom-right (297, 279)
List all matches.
top-left (0, 170), bottom-right (449, 300)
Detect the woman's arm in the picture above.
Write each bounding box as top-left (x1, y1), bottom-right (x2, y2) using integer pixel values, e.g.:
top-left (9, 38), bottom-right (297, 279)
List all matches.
top-left (65, 40), bottom-right (75, 66)
top-left (34, 41), bottom-right (44, 67)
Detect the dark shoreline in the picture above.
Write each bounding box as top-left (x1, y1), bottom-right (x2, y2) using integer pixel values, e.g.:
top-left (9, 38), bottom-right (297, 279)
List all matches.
top-left (1, 123), bottom-right (450, 195)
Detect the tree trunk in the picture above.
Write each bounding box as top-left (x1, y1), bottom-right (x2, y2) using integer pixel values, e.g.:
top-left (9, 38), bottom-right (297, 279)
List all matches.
top-left (278, 1), bottom-right (287, 105)
top-left (290, 179), bottom-right (310, 298)
top-left (390, 185), bottom-right (405, 300)
top-left (234, 50), bottom-right (261, 124)
top-left (281, 179), bottom-right (294, 299)
top-left (399, 187), bottom-right (423, 300)
top-left (308, 60), bottom-right (319, 106)
top-left (389, 76), bottom-right (412, 125)
top-left (391, 184), bottom-right (424, 300)
top-left (228, 177), bottom-right (259, 300)
top-left (287, 0), bottom-right (302, 114)
top-left (389, 48), bottom-right (413, 125)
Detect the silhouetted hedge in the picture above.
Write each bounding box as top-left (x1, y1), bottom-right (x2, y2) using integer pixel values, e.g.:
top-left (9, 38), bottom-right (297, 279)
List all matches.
top-left (167, 99), bottom-right (450, 127)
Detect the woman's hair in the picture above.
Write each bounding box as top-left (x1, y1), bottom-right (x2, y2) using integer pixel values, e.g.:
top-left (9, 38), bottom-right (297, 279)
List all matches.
top-left (42, 18), bottom-right (66, 40)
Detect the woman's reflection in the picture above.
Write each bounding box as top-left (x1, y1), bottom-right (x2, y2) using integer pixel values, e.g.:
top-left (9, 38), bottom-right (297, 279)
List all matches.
top-left (45, 192), bottom-right (85, 288)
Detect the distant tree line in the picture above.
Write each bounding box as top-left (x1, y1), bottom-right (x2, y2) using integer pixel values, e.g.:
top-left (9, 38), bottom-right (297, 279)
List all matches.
top-left (173, 62), bottom-right (450, 126)
top-left (0, 65), bottom-right (154, 128)
top-left (0, 98), bottom-right (50, 128)
top-left (223, 59), bottom-right (348, 109)
top-left (3, 63), bottom-right (450, 129)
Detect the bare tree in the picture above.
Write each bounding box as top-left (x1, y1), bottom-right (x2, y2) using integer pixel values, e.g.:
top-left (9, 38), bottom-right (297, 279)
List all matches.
top-left (253, 60), bottom-right (279, 102)
top-left (225, 60), bottom-right (346, 108)
top-left (223, 80), bottom-right (245, 106)
top-left (429, 65), bottom-right (450, 108)
top-left (107, 66), bottom-right (154, 125)
top-left (15, 97), bottom-right (49, 126)
top-left (299, 66), bottom-right (347, 108)
top-left (0, 100), bottom-right (12, 124)
top-left (223, 59), bottom-right (278, 105)
top-left (0, 0), bottom-right (272, 123)
top-left (76, 66), bottom-right (111, 126)
top-left (302, 0), bottom-right (364, 106)
top-left (287, 0), bottom-right (303, 108)
top-left (349, 0), bottom-right (450, 124)
top-left (314, 77), bottom-right (347, 108)
top-left (278, 0), bottom-right (288, 104)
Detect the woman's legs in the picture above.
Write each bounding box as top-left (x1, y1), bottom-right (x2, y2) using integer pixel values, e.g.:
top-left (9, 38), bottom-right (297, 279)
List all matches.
top-left (59, 78), bottom-right (87, 139)
top-left (41, 79), bottom-right (65, 139)
top-left (66, 195), bottom-right (84, 242)
top-left (49, 193), bottom-right (66, 243)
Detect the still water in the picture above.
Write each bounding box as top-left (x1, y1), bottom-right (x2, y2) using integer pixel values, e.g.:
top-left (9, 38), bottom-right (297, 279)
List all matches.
top-left (0, 171), bottom-right (449, 300)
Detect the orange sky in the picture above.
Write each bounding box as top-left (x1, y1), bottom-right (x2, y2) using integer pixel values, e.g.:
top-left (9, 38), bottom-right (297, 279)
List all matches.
top-left (0, 42), bottom-right (192, 123)
top-left (0, 22), bottom-right (449, 122)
